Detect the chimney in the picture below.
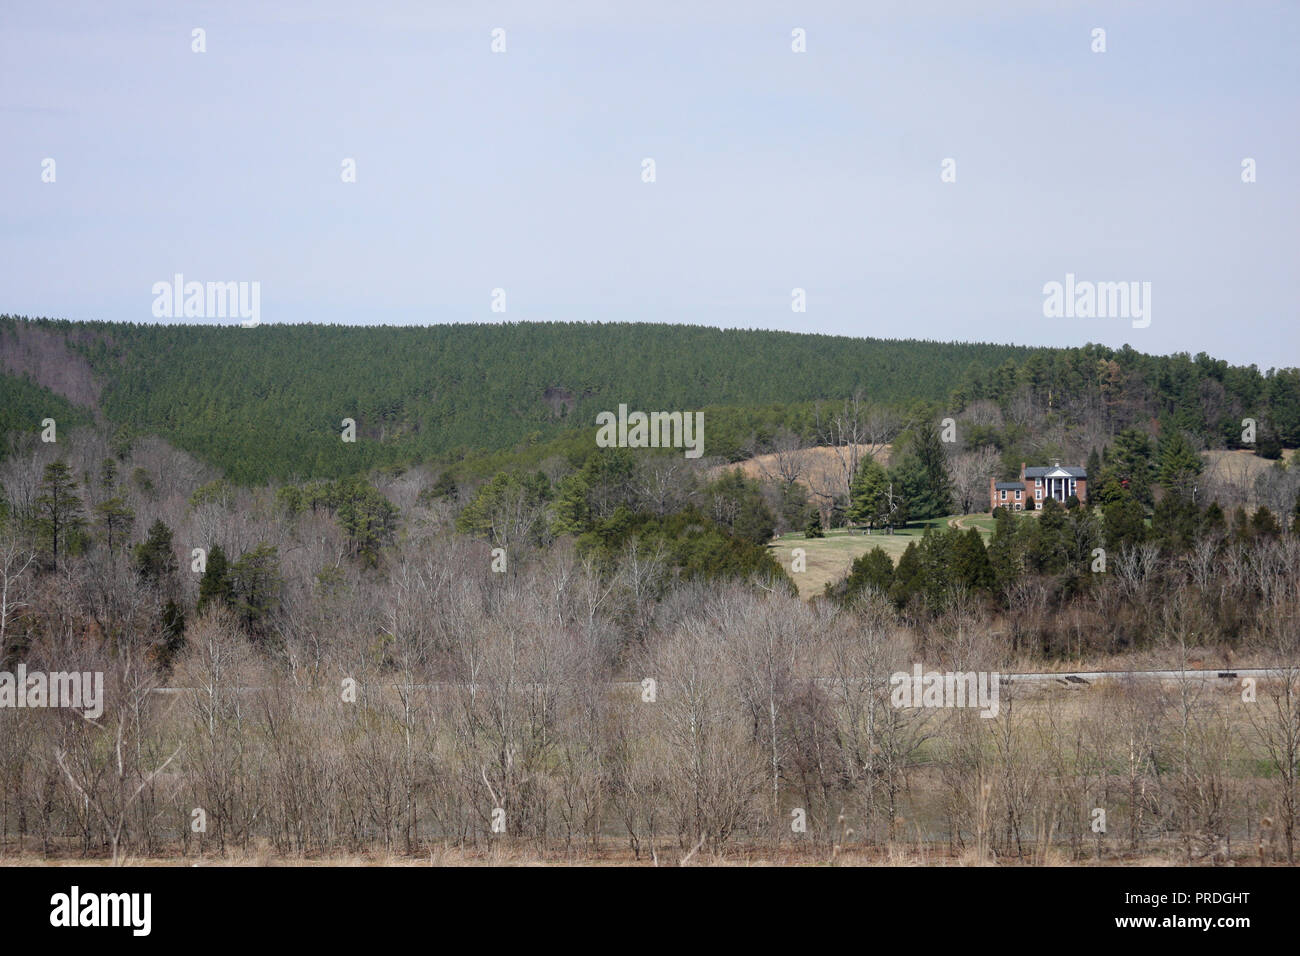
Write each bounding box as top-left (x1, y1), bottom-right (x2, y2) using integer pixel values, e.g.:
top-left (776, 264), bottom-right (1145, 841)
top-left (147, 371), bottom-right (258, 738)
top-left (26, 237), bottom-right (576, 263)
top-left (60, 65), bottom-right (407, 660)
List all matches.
top-left (1019, 462), bottom-right (1026, 480)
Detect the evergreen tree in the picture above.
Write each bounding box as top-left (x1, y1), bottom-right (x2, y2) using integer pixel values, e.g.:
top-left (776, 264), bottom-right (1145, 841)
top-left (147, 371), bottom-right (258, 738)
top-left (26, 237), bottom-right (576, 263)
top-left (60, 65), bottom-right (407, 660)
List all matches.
top-left (580, 449), bottom-right (636, 521)
top-left (847, 457), bottom-right (889, 530)
top-left (704, 469), bottom-right (775, 545)
top-left (1028, 497), bottom-right (1071, 573)
top-left (134, 519), bottom-right (178, 585)
top-left (894, 422), bottom-right (954, 520)
top-left (1153, 494), bottom-right (1199, 552)
top-left (890, 542), bottom-right (922, 608)
top-left (431, 471), bottom-right (458, 499)
top-left (1085, 447), bottom-right (1102, 486)
top-left (276, 485), bottom-right (304, 516)
top-left (33, 460), bottom-right (84, 569)
top-left (230, 543), bottom-right (281, 635)
top-left (1202, 501), bottom-right (1226, 538)
top-left (1089, 473), bottom-right (1128, 508)
top-left (1230, 506), bottom-right (1253, 543)
top-left (804, 507), bottom-right (824, 538)
top-left (953, 527), bottom-right (994, 591)
top-left (335, 478), bottom-right (399, 565)
top-left (1257, 423), bottom-right (1283, 460)
top-left (914, 528), bottom-right (963, 612)
top-left (1157, 430), bottom-right (1203, 500)
top-left (1252, 506), bottom-right (1281, 540)
top-left (457, 471), bottom-right (552, 546)
top-left (1101, 429), bottom-right (1156, 505)
top-left (549, 471), bottom-right (592, 537)
top-left (987, 507), bottom-right (1026, 592)
top-left (577, 505), bottom-right (790, 587)
top-left (93, 496), bottom-right (134, 554)
top-left (837, 546), bottom-right (893, 600)
top-left (1103, 494), bottom-right (1147, 552)
top-left (198, 543), bottom-right (233, 613)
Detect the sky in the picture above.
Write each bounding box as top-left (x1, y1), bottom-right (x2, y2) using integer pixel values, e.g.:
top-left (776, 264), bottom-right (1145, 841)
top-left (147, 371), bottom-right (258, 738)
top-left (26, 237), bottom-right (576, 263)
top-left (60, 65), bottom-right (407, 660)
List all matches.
top-left (2, 0), bottom-right (1297, 368)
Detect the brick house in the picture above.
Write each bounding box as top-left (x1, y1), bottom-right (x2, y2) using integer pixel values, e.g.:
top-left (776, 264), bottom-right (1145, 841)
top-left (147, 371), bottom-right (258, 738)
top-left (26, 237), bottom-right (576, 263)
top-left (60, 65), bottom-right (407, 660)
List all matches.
top-left (989, 461), bottom-right (1087, 512)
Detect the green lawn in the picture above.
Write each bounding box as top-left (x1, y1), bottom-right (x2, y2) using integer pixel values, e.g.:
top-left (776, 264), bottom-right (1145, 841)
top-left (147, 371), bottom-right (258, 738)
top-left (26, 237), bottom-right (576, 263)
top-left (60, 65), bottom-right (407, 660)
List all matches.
top-left (770, 515), bottom-right (994, 599)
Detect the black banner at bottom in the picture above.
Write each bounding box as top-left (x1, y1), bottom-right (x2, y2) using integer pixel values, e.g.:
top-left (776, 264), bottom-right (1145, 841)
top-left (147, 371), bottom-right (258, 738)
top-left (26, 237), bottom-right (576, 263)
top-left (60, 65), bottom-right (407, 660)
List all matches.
top-left (0, 863), bottom-right (1280, 944)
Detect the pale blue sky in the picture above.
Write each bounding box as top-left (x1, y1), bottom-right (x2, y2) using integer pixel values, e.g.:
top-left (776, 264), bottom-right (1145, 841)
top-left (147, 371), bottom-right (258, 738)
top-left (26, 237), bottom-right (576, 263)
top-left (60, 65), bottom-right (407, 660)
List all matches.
top-left (2, 0), bottom-right (1297, 367)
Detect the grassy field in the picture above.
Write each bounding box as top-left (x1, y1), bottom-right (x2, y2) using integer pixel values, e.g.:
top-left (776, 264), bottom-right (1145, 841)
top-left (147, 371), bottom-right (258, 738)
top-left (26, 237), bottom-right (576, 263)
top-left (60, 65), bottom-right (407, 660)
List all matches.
top-left (1201, 447), bottom-right (1296, 506)
top-left (708, 444), bottom-right (894, 488)
top-left (771, 515), bottom-right (994, 599)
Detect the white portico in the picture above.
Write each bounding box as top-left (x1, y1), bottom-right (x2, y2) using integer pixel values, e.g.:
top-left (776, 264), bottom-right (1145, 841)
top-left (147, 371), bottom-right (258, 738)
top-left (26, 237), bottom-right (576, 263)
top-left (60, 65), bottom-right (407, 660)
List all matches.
top-left (1039, 466), bottom-right (1077, 503)
top-left (993, 461), bottom-right (1089, 512)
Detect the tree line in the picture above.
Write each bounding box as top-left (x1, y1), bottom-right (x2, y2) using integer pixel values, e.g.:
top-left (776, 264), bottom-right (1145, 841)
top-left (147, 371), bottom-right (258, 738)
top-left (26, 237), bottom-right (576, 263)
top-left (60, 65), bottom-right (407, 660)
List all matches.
top-left (8, 316), bottom-right (1295, 484)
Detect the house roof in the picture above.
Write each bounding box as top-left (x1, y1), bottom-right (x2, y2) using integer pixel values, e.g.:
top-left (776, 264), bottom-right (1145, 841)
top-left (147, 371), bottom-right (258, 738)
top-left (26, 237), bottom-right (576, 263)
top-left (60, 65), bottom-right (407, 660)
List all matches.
top-left (1024, 466), bottom-right (1086, 478)
top-left (994, 482), bottom-right (1023, 490)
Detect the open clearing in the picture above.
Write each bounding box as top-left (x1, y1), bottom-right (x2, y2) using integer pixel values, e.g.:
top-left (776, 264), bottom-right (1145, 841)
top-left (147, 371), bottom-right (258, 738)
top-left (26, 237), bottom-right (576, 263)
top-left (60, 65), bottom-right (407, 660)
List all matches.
top-left (770, 515), bottom-right (992, 599)
top-left (710, 443), bottom-right (892, 490)
top-left (1200, 447), bottom-right (1296, 505)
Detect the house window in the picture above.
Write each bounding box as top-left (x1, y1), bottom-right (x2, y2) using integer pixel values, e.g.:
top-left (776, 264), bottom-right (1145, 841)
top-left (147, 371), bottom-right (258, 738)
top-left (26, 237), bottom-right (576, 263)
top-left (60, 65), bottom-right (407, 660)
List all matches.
top-left (1035, 487), bottom-right (1042, 499)
top-left (1015, 490), bottom-right (1022, 500)
top-left (1070, 479), bottom-right (1076, 495)
top-left (1015, 503), bottom-right (1022, 511)
top-left (1000, 490), bottom-right (1006, 501)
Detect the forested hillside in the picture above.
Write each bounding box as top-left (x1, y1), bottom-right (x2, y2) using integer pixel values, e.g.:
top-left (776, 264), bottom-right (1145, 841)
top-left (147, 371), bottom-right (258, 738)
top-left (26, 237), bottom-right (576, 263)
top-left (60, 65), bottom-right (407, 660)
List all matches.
top-left (1, 317), bottom-right (1030, 480)
top-left (952, 344), bottom-right (1300, 450)
top-left (0, 372), bottom-right (92, 448)
top-left (1, 316), bottom-right (1296, 483)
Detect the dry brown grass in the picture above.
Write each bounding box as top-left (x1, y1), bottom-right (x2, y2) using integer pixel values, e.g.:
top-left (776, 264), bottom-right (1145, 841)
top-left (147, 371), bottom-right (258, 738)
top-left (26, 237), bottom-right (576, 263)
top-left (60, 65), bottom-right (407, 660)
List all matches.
top-left (1200, 448), bottom-right (1296, 506)
top-left (709, 444), bottom-right (893, 490)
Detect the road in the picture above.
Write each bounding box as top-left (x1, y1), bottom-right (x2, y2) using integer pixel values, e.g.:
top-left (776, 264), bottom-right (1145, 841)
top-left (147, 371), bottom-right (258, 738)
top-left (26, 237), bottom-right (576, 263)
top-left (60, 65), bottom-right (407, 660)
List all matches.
top-left (151, 667), bottom-right (1297, 694)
